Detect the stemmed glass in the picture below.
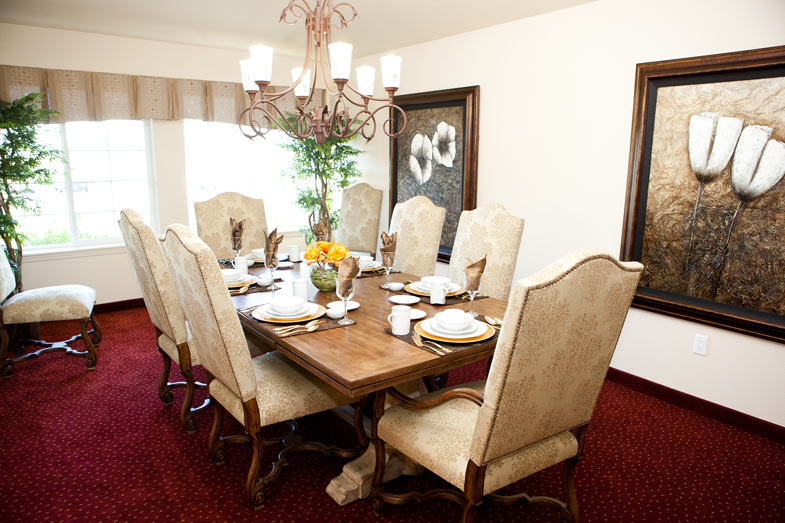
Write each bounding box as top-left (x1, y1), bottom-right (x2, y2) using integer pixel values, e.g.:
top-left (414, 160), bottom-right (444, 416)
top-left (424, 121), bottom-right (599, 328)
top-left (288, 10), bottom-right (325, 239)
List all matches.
top-left (266, 256), bottom-right (279, 299)
top-left (465, 275), bottom-right (479, 318)
top-left (334, 276), bottom-right (356, 326)
top-left (382, 266), bottom-right (393, 289)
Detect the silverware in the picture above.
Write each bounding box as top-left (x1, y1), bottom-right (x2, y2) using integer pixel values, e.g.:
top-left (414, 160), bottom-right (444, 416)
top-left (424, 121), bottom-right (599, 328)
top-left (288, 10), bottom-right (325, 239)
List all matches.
top-left (272, 319), bottom-right (323, 334)
top-left (277, 321), bottom-right (324, 336)
top-left (230, 282), bottom-right (252, 295)
top-left (485, 316), bottom-right (503, 328)
top-left (238, 305), bottom-right (260, 314)
top-left (412, 331), bottom-right (449, 356)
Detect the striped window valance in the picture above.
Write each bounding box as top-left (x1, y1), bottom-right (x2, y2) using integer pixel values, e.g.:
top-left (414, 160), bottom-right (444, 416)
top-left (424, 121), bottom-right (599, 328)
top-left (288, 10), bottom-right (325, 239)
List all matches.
top-left (0, 65), bottom-right (324, 125)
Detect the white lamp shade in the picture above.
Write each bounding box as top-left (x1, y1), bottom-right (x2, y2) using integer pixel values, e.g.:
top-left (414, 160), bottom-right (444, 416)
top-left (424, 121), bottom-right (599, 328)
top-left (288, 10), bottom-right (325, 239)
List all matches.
top-left (355, 66), bottom-right (375, 97)
top-left (249, 44), bottom-right (274, 82)
top-left (328, 42), bottom-right (353, 80)
top-left (291, 67), bottom-right (312, 97)
top-left (380, 55), bottom-right (402, 88)
top-left (240, 59), bottom-right (259, 91)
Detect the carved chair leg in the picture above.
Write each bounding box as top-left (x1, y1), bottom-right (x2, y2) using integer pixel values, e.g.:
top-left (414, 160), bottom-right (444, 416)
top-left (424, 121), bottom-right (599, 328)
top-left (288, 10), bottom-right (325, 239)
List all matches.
top-left (246, 427), bottom-right (266, 511)
top-left (157, 348), bottom-right (174, 406)
top-left (461, 460), bottom-right (486, 523)
top-left (209, 400), bottom-right (226, 465)
top-left (89, 311), bottom-right (103, 346)
top-left (562, 457), bottom-right (579, 523)
top-left (80, 318), bottom-right (98, 370)
top-left (180, 366), bottom-right (198, 435)
top-left (370, 390), bottom-right (387, 516)
top-left (0, 327), bottom-right (11, 377)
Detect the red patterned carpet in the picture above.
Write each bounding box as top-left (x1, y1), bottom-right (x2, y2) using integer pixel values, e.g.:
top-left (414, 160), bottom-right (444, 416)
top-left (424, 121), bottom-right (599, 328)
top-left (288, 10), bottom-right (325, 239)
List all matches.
top-left (1, 307), bottom-right (784, 522)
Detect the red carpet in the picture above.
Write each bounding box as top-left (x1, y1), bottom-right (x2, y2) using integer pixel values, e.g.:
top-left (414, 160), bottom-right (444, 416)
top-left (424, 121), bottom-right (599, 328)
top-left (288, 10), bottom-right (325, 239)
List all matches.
top-left (1, 307), bottom-right (783, 522)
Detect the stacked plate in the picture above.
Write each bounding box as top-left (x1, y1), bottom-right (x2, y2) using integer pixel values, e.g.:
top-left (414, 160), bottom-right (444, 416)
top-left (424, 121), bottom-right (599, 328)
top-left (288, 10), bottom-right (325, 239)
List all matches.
top-left (405, 276), bottom-right (464, 297)
top-left (222, 269), bottom-right (256, 288)
top-left (252, 296), bottom-right (326, 323)
top-left (416, 309), bottom-right (493, 343)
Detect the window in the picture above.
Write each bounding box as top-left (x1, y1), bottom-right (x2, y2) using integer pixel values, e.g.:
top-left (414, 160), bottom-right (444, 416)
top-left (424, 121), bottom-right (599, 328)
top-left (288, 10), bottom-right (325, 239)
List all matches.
top-left (183, 120), bottom-right (307, 232)
top-left (17, 120), bottom-right (156, 249)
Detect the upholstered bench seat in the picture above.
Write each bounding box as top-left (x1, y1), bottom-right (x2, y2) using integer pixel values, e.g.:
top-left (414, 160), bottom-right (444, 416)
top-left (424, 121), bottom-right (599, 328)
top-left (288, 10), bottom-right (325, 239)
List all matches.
top-left (378, 380), bottom-right (579, 496)
top-left (1, 284), bottom-right (96, 324)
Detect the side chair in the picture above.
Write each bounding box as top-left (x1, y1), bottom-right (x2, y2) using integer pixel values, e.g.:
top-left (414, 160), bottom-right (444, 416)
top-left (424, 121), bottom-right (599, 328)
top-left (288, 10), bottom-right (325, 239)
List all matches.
top-left (194, 192), bottom-right (268, 259)
top-left (335, 182), bottom-right (383, 254)
top-left (388, 195), bottom-right (446, 278)
top-left (370, 250), bottom-right (643, 522)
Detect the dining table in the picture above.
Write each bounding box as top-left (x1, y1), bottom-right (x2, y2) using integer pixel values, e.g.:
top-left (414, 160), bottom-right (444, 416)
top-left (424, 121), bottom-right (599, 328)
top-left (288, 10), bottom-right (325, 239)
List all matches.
top-left (230, 256), bottom-right (507, 504)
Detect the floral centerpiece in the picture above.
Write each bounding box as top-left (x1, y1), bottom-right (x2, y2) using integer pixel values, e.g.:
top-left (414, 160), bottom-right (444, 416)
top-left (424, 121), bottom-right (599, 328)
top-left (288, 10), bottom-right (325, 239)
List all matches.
top-left (303, 241), bottom-right (349, 292)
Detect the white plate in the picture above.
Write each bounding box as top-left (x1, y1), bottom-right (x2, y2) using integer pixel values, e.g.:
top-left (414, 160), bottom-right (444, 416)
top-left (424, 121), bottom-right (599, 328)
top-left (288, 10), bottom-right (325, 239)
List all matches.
top-left (275, 261), bottom-right (294, 269)
top-left (389, 295), bottom-right (420, 305)
top-left (259, 302), bottom-right (316, 319)
top-left (227, 273), bottom-right (257, 287)
top-left (410, 309), bottom-right (427, 320)
top-left (327, 300), bottom-right (360, 311)
top-left (361, 261), bottom-right (383, 271)
top-left (411, 281), bottom-right (460, 294)
top-left (421, 318), bottom-right (485, 339)
top-left (430, 319), bottom-right (475, 335)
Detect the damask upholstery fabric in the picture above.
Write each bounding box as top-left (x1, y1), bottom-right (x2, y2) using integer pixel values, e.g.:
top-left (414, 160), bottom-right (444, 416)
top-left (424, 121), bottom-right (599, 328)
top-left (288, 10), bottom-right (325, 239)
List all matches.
top-left (119, 209), bottom-right (189, 345)
top-left (388, 196), bottom-right (446, 277)
top-left (194, 192), bottom-right (268, 259)
top-left (209, 350), bottom-right (353, 427)
top-left (469, 250), bottom-right (643, 465)
top-left (447, 203), bottom-right (525, 300)
top-left (335, 183), bottom-right (383, 253)
top-left (160, 224), bottom-right (256, 402)
top-left (2, 285), bottom-right (95, 324)
top-left (378, 381), bottom-right (578, 495)
top-left (0, 251), bottom-right (16, 303)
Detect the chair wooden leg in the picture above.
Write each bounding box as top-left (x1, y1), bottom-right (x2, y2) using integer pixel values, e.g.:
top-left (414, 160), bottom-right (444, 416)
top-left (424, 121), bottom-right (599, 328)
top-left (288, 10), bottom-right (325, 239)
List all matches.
top-left (0, 327), bottom-right (11, 378)
top-left (370, 390), bottom-right (387, 516)
top-left (157, 348), bottom-right (174, 406)
top-left (80, 318), bottom-right (98, 370)
top-left (89, 311), bottom-right (103, 346)
top-left (461, 460), bottom-right (486, 523)
top-left (562, 457), bottom-right (579, 523)
top-left (180, 366), bottom-right (198, 434)
top-left (209, 400), bottom-right (226, 465)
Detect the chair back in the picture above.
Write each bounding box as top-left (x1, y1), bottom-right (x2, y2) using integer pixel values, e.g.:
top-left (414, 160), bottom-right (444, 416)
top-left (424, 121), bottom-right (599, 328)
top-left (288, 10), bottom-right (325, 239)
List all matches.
top-left (335, 183), bottom-right (383, 254)
top-left (469, 250), bottom-right (643, 465)
top-left (160, 224), bottom-right (256, 402)
top-left (119, 209), bottom-right (188, 344)
top-left (388, 196), bottom-right (446, 277)
top-left (447, 203), bottom-right (525, 300)
top-left (194, 192), bottom-right (268, 259)
top-left (0, 250), bottom-right (16, 304)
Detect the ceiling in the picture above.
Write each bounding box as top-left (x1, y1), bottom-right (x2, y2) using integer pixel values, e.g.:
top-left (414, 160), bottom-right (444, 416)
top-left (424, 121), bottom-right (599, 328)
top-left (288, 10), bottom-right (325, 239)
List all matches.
top-left (0, 0), bottom-right (596, 57)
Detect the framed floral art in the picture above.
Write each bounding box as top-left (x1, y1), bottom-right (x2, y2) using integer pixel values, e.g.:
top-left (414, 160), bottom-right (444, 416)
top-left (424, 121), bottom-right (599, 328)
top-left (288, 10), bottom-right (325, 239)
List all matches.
top-left (389, 86), bottom-right (480, 262)
top-left (621, 45), bottom-right (785, 342)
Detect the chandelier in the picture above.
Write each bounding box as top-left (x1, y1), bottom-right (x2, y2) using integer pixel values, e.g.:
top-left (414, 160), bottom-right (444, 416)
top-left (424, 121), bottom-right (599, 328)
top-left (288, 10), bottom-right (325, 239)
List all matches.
top-left (238, 0), bottom-right (407, 144)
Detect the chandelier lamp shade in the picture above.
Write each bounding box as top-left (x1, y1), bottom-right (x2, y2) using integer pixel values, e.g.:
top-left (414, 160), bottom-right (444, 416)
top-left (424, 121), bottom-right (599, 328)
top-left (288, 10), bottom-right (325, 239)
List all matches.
top-left (238, 0), bottom-right (407, 144)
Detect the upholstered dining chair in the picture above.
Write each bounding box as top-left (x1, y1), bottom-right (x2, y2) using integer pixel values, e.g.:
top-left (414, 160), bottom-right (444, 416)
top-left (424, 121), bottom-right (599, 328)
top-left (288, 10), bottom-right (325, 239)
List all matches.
top-left (334, 182), bottom-right (383, 254)
top-left (160, 223), bottom-right (362, 510)
top-left (194, 192), bottom-right (268, 259)
top-left (119, 208), bottom-right (208, 433)
top-left (388, 196), bottom-right (446, 278)
top-left (447, 203), bottom-right (525, 300)
top-left (0, 251), bottom-right (100, 377)
top-left (371, 250), bottom-right (643, 523)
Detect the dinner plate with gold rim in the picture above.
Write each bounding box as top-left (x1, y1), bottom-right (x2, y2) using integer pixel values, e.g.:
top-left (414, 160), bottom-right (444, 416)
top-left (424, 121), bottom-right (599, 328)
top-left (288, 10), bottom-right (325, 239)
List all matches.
top-left (414, 320), bottom-right (494, 344)
top-left (404, 283), bottom-right (465, 298)
top-left (226, 274), bottom-right (258, 288)
top-left (252, 304), bottom-right (326, 324)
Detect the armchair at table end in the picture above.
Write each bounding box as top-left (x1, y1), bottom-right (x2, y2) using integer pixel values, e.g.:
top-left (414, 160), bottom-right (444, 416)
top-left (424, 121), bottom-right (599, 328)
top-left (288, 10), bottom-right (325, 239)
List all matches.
top-left (0, 251), bottom-right (101, 377)
top-left (370, 250), bottom-right (643, 522)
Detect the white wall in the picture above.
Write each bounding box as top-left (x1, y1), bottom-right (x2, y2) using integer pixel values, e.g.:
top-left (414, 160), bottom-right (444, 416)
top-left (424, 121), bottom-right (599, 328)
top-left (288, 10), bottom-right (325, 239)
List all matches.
top-left (355, 0), bottom-right (785, 425)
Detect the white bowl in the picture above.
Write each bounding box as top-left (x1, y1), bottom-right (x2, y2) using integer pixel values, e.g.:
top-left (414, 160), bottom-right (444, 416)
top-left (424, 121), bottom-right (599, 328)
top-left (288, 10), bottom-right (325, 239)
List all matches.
top-left (269, 295), bottom-right (306, 315)
top-left (221, 268), bottom-right (243, 283)
top-left (256, 274), bottom-right (273, 287)
top-left (386, 282), bottom-right (404, 291)
top-left (434, 309), bottom-right (474, 332)
top-left (326, 308), bottom-right (344, 320)
top-left (420, 275), bottom-right (450, 290)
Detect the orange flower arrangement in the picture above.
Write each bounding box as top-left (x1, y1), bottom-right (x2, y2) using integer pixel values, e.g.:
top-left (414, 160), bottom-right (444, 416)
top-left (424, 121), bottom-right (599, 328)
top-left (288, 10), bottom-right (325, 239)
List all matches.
top-left (303, 241), bottom-right (350, 269)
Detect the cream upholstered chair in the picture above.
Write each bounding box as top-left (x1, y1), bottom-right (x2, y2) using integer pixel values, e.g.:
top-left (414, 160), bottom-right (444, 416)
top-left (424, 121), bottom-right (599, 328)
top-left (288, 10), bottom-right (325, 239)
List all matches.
top-left (334, 182), bottom-right (383, 254)
top-left (371, 250), bottom-right (643, 522)
top-left (0, 252), bottom-right (100, 377)
top-left (194, 192), bottom-right (268, 259)
top-left (447, 203), bottom-right (525, 300)
top-left (388, 196), bottom-right (446, 277)
top-left (160, 223), bottom-right (360, 510)
top-left (119, 209), bottom-right (208, 433)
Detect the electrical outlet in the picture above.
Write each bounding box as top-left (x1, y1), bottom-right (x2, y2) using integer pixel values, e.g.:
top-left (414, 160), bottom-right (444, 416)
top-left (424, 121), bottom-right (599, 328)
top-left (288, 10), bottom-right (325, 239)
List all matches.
top-left (693, 334), bottom-right (707, 356)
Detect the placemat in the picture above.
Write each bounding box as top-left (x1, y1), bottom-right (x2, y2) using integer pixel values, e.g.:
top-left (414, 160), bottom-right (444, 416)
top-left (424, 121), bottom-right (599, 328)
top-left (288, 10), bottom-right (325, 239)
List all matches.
top-left (385, 326), bottom-right (499, 356)
top-left (230, 283), bottom-right (281, 296)
top-left (238, 307), bottom-right (353, 337)
top-left (396, 290), bottom-right (489, 306)
top-left (356, 268), bottom-right (400, 279)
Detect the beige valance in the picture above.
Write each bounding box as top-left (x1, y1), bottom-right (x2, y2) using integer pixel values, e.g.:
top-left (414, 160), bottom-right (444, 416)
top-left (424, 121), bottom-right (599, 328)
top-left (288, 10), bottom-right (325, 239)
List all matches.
top-left (0, 65), bottom-right (325, 125)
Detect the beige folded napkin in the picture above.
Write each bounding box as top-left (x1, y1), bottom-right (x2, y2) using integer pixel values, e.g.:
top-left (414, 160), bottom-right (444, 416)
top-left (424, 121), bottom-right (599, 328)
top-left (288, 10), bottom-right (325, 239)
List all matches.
top-left (230, 218), bottom-right (245, 253)
top-left (337, 256), bottom-right (360, 298)
top-left (312, 215), bottom-right (330, 242)
top-left (264, 228), bottom-right (284, 267)
top-left (380, 231), bottom-right (397, 268)
top-left (465, 255), bottom-right (487, 292)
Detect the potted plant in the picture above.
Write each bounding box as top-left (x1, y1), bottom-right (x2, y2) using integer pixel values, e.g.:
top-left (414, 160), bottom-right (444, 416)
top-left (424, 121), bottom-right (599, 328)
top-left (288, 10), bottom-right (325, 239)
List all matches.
top-left (0, 92), bottom-right (60, 293)
top-left (302, 240), bottom-right (350, 292)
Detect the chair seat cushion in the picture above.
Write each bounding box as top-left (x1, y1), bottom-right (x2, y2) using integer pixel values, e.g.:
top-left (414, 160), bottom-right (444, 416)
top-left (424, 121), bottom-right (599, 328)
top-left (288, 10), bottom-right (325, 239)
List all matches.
top-left (1, 285), bottom-right (95, 325)
top-left (157, 332), bottom-right (200, 366)
top-left (209, 350), bottom-right (352, 427)
top-left (378, 381), bottom-right (579, 495)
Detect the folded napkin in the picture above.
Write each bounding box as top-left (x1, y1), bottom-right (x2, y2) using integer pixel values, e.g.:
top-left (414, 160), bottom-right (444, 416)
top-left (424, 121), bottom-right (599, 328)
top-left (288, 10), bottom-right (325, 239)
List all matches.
top-left (465, 255), bottom-right (487, 292)
top-left (312, 214), bottom-right (330, 242)
top-left (380, 231), bottom-right (397, 268)
top-left (337, 256), bottom-right (360, 298)
top-left (264, 228), bottom-right (284, 267)
top-left (230, 218), bottom-right (245, 253)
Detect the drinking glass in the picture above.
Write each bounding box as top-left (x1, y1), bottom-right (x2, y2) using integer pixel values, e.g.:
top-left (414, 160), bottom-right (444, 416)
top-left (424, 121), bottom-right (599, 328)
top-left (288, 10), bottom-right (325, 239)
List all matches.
top-left (267, 256), bottom-right (279, 299)
top-left (382, 266), bottom-right (393, 289)
top-left (465, 275), bottom-right (479, 317)
top-left (334, 276), bottom-right (356, 326)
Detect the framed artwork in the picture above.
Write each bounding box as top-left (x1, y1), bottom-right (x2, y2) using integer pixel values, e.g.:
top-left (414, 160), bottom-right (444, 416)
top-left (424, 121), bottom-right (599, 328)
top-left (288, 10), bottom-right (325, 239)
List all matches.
top-left (389, 86), bottom-right (480, 262)
top-left (621, 45), bottom-right (785, 342)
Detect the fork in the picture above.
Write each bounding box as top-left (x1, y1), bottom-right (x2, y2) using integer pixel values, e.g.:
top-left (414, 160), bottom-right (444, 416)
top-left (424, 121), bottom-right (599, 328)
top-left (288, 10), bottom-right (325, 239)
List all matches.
top-left (277, 322), bottom-right (323, 336)
top-left (411, 331), bottom-right (445, 356)
top-left (273, 319), bottom-right (322, 334)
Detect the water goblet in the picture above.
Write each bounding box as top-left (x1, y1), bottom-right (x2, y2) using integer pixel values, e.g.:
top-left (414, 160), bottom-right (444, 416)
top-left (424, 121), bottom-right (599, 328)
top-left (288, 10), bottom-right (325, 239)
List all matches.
top-left (465, 275), bottom-right (479, 318)
top-left (382, 266), bottom-right (393, 289)
top-left (334, 276), bottom-right (356, 326)
top-left (267, 256), bottom-right (279, 298)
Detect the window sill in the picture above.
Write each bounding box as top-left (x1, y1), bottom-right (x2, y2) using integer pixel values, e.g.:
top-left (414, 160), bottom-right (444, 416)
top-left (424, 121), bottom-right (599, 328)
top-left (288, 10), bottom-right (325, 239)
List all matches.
top-left (22, 243), bottom-right (128, 263)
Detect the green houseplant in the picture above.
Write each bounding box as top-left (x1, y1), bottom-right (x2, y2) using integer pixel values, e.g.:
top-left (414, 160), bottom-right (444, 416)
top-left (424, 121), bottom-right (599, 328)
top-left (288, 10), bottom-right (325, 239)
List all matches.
top-left (0, 92), bottom-right (60, 293)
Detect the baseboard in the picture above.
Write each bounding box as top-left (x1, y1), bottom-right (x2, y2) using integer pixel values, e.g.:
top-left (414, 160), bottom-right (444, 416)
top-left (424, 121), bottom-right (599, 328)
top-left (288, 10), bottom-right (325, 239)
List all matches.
top-left (94, 298), bottom-right (145, 314)
top-left (606, 367), bottom-right (785, 444)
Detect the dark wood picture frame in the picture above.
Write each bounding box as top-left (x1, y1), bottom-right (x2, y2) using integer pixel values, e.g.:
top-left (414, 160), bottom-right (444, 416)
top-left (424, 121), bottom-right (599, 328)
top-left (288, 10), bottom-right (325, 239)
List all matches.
top-left (389, 86), bottom-right (480, 263)
top-left (621, 45), bottom-right (785, 342)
